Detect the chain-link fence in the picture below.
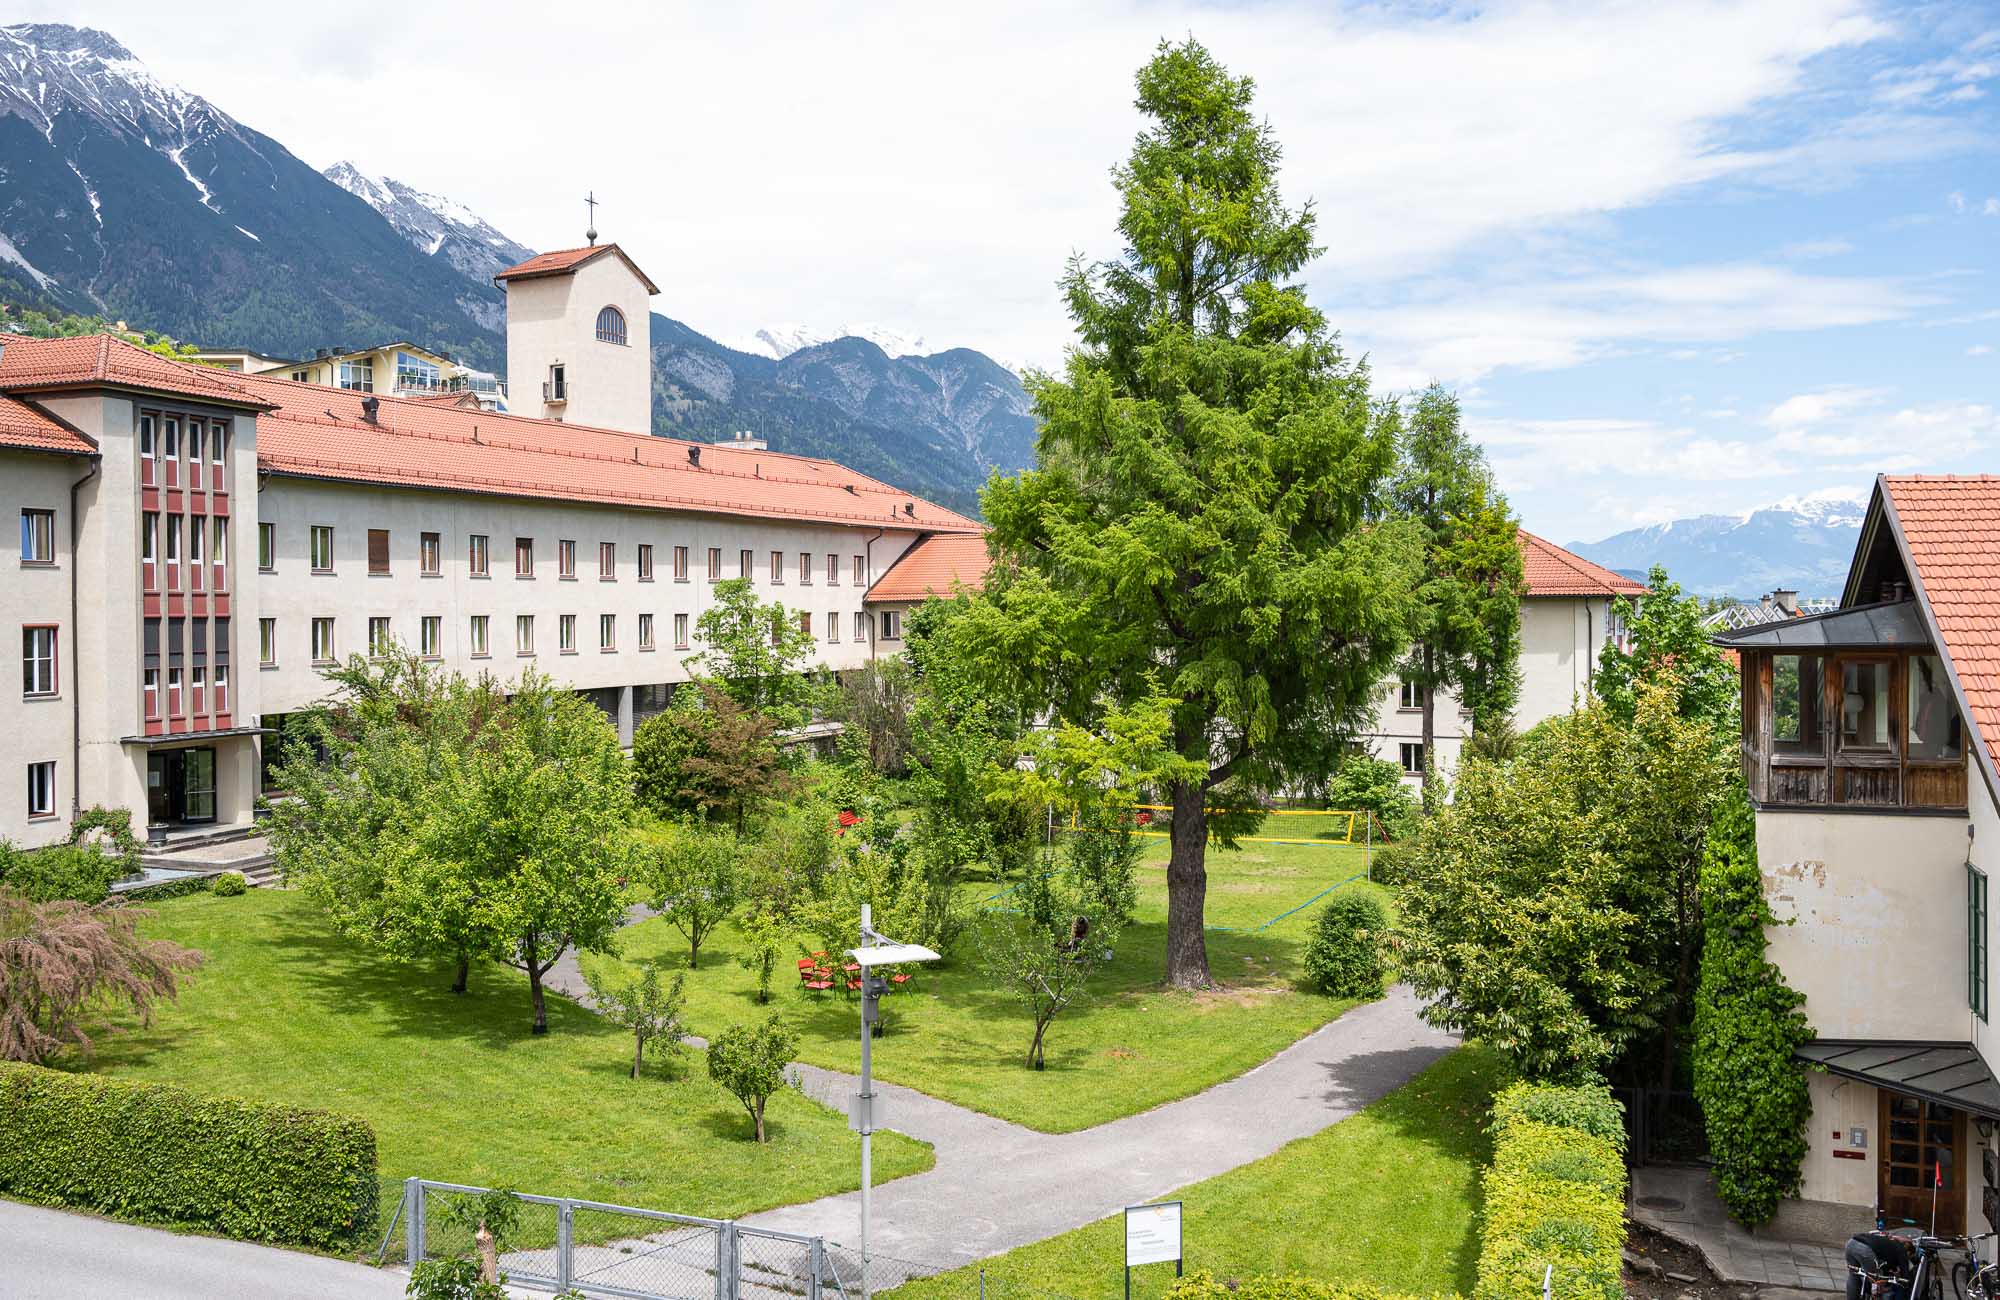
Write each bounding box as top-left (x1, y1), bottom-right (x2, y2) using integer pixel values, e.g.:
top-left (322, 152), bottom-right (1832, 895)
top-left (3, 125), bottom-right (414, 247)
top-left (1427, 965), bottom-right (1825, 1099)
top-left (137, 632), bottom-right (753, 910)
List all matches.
top-left (380, 1178), bottom-right (850, 1300)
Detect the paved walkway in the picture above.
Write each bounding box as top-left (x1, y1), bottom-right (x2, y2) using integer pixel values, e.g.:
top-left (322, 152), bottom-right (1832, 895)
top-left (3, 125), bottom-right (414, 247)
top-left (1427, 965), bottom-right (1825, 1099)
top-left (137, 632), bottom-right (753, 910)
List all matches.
top-left (0, 1200), bottom-right (406, 1300)
top-left (749, 986), bottom-right (1455, 1283)
top-left (546, 924), bottom-right (1458, 1284)
top-left (1632, 1165), bottom-right (1848, 1292)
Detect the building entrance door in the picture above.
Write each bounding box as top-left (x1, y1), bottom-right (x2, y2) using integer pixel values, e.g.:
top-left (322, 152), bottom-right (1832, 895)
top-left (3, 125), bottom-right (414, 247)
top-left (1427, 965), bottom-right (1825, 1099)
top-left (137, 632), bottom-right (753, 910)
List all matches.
top-left (1880, 1090), bottom-right (1967, 1234)
top-left (145, 748), bottom-right (219, 826)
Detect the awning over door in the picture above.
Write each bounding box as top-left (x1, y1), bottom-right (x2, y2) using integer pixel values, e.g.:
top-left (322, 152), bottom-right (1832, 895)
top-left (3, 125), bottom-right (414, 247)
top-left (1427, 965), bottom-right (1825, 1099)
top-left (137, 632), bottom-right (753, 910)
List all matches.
top-left (1797, 1040), bottom-right (2000, 1118)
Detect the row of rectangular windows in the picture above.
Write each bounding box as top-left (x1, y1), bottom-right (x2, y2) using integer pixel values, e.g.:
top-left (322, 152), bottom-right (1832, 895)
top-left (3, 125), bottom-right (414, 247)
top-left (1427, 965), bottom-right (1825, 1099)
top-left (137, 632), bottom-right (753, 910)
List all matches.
top-left (262, 608), bottom-right (903, 666)
top-left (141, 512), bottom-right (229, 566)
top-left (259, 525), bottom-right (868, 587)
top-left (138, 413), bottom-right (231, 465)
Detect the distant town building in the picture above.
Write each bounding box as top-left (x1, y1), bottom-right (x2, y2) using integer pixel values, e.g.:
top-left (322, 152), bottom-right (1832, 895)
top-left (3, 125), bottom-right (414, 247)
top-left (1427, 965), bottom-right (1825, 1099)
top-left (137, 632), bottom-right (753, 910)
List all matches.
top-left (191, 341), bottom-right (508, 411)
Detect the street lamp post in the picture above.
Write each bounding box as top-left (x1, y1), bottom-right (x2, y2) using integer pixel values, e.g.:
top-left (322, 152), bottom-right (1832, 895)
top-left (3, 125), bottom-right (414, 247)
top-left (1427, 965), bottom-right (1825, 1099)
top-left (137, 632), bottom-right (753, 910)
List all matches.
top-left (848, 903), bottom-right (940, 1300)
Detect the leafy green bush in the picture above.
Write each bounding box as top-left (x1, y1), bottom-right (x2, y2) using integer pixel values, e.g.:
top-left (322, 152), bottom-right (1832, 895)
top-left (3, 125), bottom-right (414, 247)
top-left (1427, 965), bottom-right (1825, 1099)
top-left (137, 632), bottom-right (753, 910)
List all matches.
top-left (1167, 1269), bottom-right (1444, 1300)
top-left (1325, 753), bottom-right (1421, 841)
top-left (0, 842), bottom-right (125, 903)
top-left (1364, 840), bottom-right (1415, 886)
top-left (1475, 1085), bottom-right (1626, 1300)
top-left (1302, 891), bottom-right (1390, 997)
top-left (0, 1061), bottom-right (377, 1250)
top-left (1488, 1081), bottom-right (1626, 1153)
top-left (1692, 786), bottom-right (1811, 1225)
top-left (407, 1259), bottom-right (508, 1300)
top-left (68, 805), bottom-right (143, 870)
top-left (210, 871), bottom-right (248, 897)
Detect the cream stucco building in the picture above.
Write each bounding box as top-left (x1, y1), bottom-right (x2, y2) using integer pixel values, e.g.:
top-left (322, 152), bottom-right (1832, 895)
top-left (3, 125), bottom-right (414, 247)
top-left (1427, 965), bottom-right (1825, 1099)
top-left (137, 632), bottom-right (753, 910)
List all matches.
top-left (1355, 530), bottom-right (1645, 788)
top-left (1713, 474), bottom-right (2000, 1239)
top-left (0, 243), bottom-right (977, 851)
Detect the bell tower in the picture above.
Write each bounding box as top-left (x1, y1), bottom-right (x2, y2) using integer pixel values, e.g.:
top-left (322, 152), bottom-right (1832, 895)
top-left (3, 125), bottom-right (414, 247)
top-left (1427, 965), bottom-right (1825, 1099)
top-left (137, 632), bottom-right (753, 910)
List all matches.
top-left (493, 217), bottom-right (658, 434)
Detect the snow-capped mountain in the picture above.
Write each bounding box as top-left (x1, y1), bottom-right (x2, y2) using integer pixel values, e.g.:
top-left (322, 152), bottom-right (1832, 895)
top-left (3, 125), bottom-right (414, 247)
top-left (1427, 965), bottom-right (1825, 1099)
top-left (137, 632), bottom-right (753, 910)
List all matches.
top-left (0, 21), bottom-right (1033, 512)
top-left (730, 322), bottom-right (931, 361)
top-left (0, 22), bottom-right (505, 360)
top-left (323, 162), bottom-right (534, 284)
top-left (1567, 488), bottom-right (1869, 599)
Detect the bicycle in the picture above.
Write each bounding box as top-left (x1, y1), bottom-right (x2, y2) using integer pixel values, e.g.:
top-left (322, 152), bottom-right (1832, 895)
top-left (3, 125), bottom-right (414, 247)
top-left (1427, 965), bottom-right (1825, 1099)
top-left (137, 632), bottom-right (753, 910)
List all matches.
top-left (1949, 1233), bottom-right (1999, 1300)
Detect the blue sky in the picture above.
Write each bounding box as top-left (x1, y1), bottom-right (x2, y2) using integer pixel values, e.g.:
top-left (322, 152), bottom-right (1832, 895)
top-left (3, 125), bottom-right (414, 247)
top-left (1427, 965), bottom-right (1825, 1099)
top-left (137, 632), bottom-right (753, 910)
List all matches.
top-left (43, 1), bottom-right (2000, 544)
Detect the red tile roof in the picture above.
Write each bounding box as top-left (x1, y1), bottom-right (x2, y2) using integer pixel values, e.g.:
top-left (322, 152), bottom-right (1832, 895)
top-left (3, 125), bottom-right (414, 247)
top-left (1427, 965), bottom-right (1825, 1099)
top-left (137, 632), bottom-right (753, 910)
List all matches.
top-left (1883, 475), bottom-right (2000, 777)
top-left (0, 393), bottom-right (94, 455)
top-left (0, 333), bottom-right (269, 408)
top-left (1518, 530), bottom-right (1648, 598)
top-left (865, 533), bottom-right (993, 603)
top-left (230, 371), bottom-right (983, 533)
top-left (493, 244), bottom-right (660, 295)
top-left (0, 331), bottom-right (977, 532)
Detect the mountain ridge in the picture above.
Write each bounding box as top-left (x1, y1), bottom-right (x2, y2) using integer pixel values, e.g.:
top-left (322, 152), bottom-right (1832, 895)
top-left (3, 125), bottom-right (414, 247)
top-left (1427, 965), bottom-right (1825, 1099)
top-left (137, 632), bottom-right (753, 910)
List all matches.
top-left (1566, 489), bottom-right (1867, 599)
top-left (0, 21), bottom-right (1032, 515)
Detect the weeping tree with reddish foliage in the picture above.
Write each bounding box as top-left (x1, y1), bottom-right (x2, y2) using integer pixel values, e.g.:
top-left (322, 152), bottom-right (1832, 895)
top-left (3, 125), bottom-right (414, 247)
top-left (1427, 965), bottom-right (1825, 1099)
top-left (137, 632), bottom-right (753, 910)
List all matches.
top-left (0, 889), bottom-right (204, 1064)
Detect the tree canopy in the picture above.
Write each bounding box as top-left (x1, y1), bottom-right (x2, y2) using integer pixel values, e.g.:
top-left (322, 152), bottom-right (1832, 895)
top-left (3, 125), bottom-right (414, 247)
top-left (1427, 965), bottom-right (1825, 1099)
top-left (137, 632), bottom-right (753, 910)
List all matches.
top-left (1387, 384), bottom-right (1526, 785)
top-left (963, 38), bottom-right (1421, 987)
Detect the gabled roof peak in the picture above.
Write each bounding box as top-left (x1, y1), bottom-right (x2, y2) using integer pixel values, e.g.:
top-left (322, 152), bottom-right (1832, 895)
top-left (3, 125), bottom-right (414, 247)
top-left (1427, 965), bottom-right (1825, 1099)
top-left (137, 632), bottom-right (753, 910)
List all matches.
top-left (493, 244), bottom-right (659, 295)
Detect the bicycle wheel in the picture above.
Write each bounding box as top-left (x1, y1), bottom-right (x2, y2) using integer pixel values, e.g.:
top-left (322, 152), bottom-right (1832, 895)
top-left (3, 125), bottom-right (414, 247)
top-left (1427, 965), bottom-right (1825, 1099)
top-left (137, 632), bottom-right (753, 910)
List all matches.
top-left (1953, 1260), bottom-right (1971, 1300)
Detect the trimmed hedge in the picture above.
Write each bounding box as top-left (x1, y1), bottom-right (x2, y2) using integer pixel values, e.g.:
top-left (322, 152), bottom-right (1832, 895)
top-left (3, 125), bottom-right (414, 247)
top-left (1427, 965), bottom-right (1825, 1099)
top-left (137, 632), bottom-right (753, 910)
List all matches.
top-left (1474, 1084), bottom-right (1626, 1300)
top-left (1168, 1270), bottom-right (1445, 1300)
top-left (0, 1062), bottom-right (378, 1250)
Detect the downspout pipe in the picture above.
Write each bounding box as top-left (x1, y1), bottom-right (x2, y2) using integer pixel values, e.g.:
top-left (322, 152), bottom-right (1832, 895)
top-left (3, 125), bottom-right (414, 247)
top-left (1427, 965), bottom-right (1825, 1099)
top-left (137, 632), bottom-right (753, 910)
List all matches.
top-left (863, 528), bottom-right (886, 654)
top-left (69, 453), bottom-right (101, 820)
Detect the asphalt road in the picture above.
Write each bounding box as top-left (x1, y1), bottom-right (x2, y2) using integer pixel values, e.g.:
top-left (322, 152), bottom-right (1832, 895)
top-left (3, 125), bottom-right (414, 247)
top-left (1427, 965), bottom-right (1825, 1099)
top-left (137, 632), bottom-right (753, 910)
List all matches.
top-left (0, 1200), bottom-right (408, 1300)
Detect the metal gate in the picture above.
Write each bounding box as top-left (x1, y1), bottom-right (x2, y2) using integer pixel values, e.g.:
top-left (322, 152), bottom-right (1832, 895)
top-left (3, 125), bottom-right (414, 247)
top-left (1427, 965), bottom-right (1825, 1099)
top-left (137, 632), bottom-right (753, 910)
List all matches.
top-left (385, 1177), bottom-right (852, 1300)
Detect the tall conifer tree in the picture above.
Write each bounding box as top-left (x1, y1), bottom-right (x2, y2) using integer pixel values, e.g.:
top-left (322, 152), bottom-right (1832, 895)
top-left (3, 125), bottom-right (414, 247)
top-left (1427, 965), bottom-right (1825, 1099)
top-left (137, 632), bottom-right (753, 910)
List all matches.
top-left (967, 39), bottom-right (1420, 987)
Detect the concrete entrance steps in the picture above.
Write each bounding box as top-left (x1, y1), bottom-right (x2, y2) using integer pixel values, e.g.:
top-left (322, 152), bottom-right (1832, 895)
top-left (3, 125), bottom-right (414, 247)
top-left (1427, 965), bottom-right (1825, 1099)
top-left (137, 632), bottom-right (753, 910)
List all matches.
top-left (139, 827), bottom-right (280, 888)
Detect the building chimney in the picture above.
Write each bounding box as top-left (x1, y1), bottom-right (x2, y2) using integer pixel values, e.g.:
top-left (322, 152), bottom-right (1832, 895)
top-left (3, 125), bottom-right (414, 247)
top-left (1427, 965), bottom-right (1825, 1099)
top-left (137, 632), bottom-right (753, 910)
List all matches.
top-left (687, 446), bottom-right (701, 468)
top-left (360, 396), bottom-right (380, 425)
top-left (729, 430), bottom-right (768, 452)
top-left (1759, 593), bottom-right (1775, 616)
top-left (1771, 588), bottom-right (1799, 616)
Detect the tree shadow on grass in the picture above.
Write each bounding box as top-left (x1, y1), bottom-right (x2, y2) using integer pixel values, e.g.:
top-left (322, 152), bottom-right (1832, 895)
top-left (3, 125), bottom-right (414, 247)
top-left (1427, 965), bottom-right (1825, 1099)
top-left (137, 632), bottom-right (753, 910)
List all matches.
top-left (251, 904), bottom-right (629, 1053)
top-left (1330, 1044), bottom-right (1505, 1296)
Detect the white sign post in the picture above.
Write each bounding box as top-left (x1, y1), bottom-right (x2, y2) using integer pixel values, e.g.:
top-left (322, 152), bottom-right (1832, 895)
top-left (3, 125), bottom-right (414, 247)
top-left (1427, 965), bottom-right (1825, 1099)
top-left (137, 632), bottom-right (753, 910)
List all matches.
top-left (1124, 1201), bottom-right (1184, 1300)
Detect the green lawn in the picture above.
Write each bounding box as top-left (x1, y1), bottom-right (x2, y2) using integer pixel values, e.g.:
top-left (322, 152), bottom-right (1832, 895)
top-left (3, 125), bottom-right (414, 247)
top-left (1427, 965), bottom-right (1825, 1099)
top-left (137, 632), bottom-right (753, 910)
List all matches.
top-left (586, 836), bottom-right (1390, 1132)
top-left (885, 1046), bottom-right (1507, 1300)
top-left (80, 890), bottom-right (932, 1241)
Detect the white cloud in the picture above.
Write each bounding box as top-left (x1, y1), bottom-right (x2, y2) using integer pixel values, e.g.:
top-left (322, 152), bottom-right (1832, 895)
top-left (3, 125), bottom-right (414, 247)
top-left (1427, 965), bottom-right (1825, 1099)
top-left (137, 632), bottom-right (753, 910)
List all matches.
top-left (1950, 190), bottom-right (1971, 212)
top-left (1971, 344), bottom-right (1994, 356)
top-left (1782, 237), bottom-right (1856, 258)
top-left (22, 0), bottom-right (1910, 366)
top-left (1766, 385), bottom-right (1894, 428)
top-left (1351, 264), bottom-right (1931, 388)
top-left (1986, 198), bottom-right (2000, 216)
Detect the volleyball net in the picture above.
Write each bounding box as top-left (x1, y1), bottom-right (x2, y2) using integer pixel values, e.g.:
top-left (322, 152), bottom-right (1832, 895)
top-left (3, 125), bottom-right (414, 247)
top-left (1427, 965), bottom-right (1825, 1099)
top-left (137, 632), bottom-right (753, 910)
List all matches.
top-left (1068, 805), bottom-right (1382, 847)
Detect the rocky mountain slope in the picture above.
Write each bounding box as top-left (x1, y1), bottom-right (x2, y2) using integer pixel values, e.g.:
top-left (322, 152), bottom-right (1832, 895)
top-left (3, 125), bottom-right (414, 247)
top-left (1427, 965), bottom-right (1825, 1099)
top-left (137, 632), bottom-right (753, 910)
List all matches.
top-left (323, 162), bottom-right (536, 291)
top-left (0, 22), bottom-right (1034, 512)
top-left (1568, 490), bottom-right (1866, 599)
top-left (0, 23), bottom-right (506, 366)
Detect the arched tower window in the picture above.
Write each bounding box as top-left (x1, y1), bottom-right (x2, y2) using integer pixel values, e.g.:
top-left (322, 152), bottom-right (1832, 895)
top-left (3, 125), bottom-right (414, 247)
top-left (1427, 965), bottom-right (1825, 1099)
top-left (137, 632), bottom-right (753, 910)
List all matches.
top-left (595, 305), bottom-right (628, 346)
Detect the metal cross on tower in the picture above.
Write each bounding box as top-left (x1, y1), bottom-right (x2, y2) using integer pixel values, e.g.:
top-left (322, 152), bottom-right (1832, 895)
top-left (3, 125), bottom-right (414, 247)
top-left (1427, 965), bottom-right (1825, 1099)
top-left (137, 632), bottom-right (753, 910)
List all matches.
top-left (585, 190), bottom-right (598, 244)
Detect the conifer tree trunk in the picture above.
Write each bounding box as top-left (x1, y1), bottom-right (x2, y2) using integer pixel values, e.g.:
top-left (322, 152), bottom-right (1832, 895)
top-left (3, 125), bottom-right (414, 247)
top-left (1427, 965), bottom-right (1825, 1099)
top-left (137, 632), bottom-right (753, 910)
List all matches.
top-left (1421, 642), bottom-right (1437, 800)
top-left (1165, 780), bottom-right (1211, 988)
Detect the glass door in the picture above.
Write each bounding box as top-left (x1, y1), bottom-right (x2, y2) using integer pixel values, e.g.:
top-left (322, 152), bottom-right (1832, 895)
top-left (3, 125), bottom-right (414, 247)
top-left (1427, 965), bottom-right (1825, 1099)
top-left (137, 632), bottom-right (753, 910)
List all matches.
top-left (181, 747), bottom-right (216, 823)
top-left (147, 751), bottom-right (173, 825)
